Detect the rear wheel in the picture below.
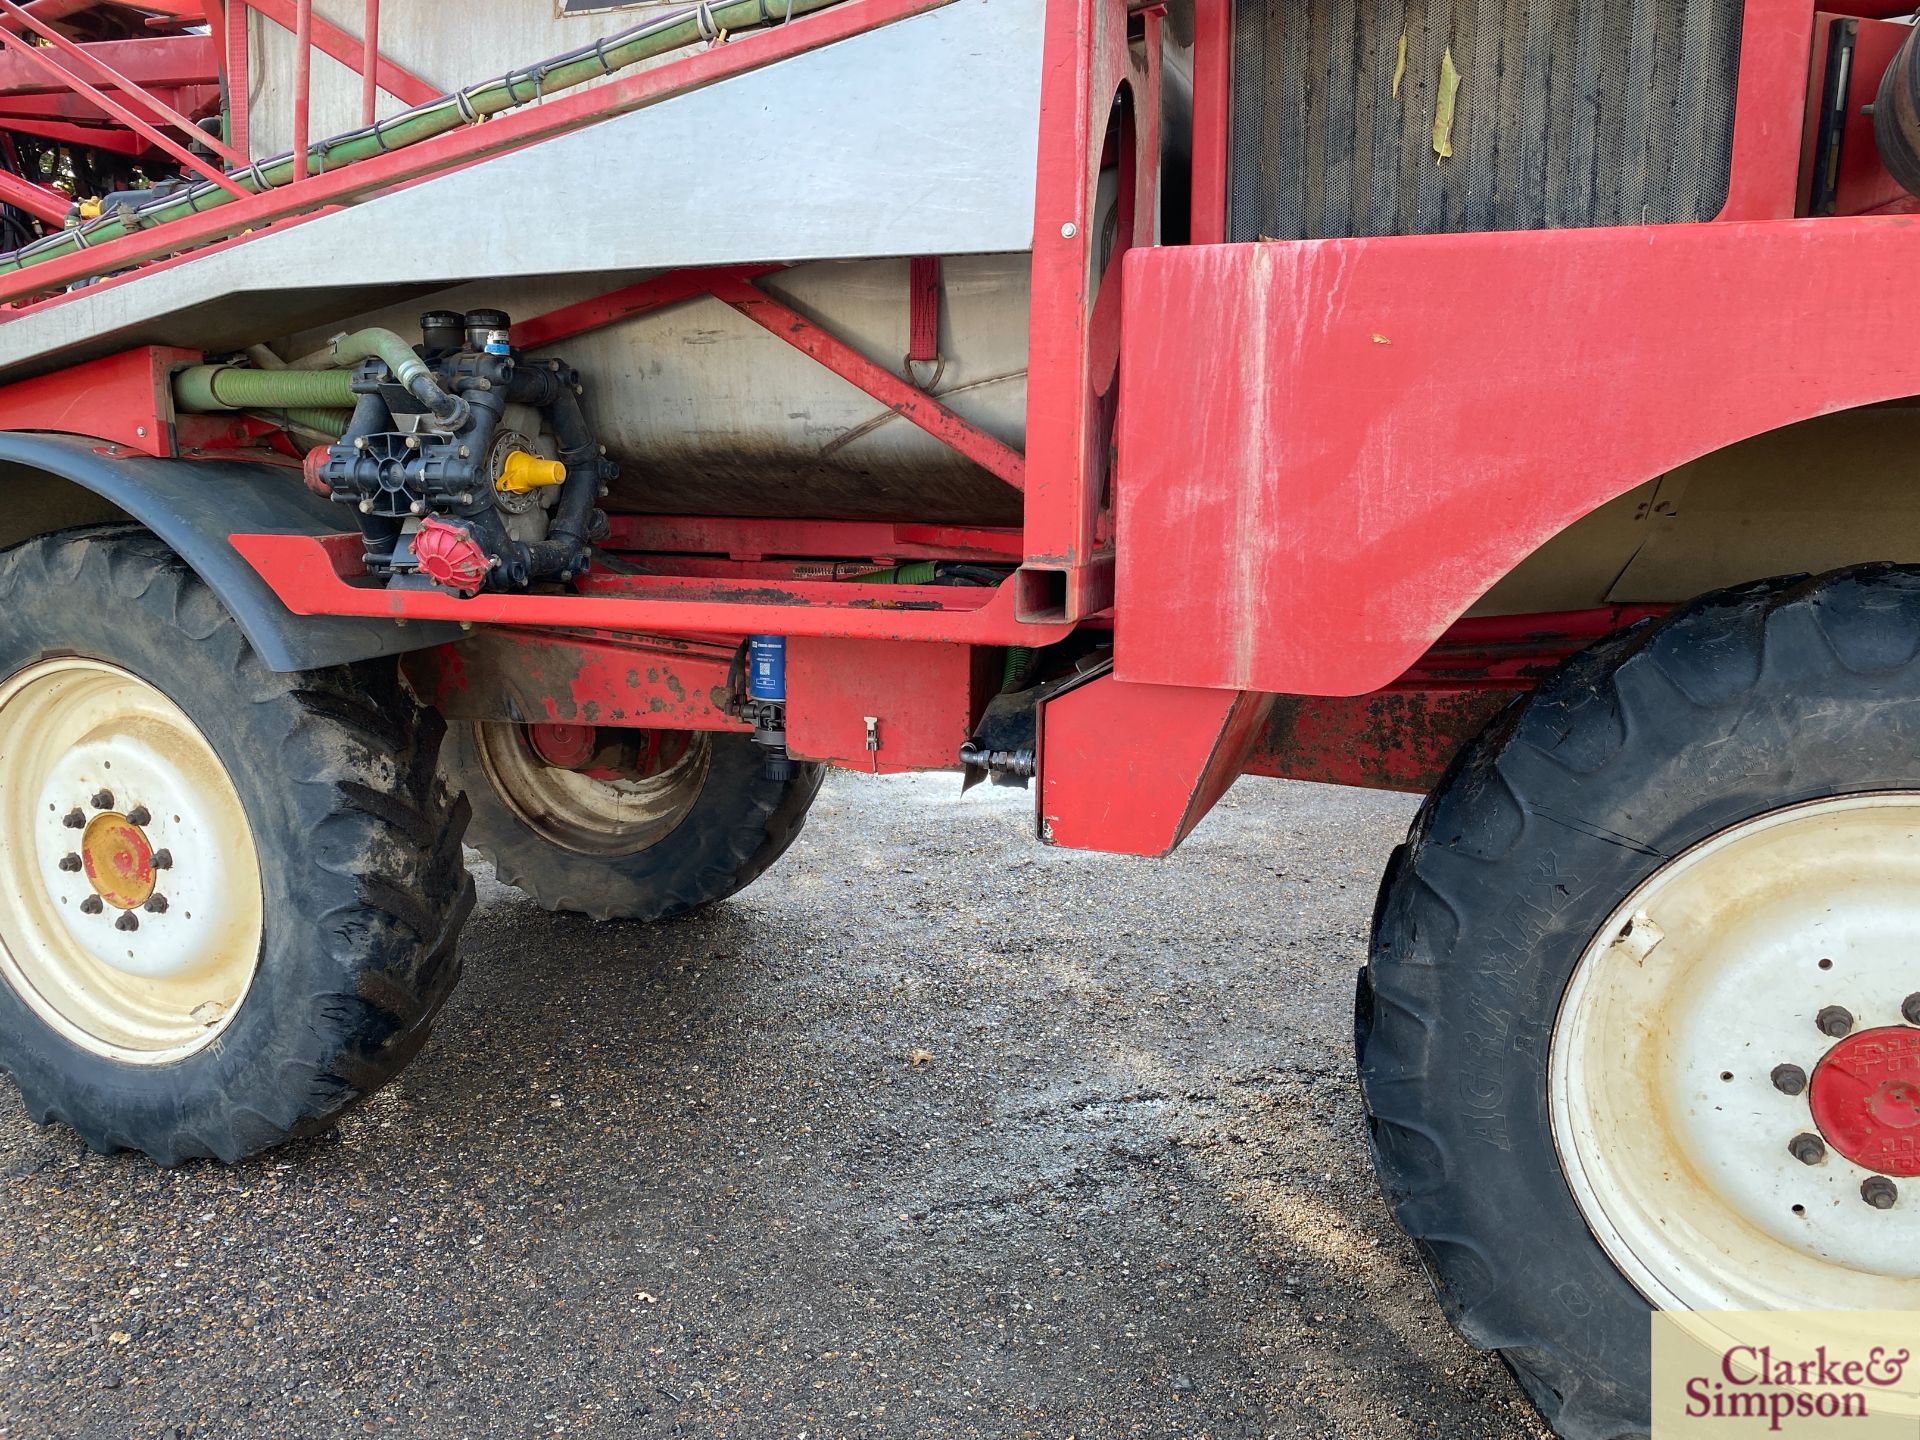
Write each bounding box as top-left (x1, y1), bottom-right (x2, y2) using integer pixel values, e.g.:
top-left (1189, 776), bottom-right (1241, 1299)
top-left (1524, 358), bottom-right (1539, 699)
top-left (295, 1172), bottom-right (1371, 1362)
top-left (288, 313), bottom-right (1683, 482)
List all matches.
top-left (0, 528), bottom-right (472, 1164)
top-left (1359, 567), bottom-right (1920, 1440)
top-left (444, 721), bottom-right (821, 921)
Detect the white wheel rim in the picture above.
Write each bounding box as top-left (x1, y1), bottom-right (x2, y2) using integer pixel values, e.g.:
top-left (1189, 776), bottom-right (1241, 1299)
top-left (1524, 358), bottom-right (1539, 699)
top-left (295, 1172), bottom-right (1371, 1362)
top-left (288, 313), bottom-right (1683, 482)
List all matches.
top-left (1551, 793), bottom-right (1920, 1312)
top-left (0, 658), bottom-right (263, 1063)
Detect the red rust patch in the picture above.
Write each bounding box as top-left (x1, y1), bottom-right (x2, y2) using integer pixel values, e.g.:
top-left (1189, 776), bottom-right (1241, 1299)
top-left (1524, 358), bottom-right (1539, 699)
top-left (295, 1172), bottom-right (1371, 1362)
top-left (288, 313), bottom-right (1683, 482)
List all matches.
top-left (1809, 1026), bottom-right (1920, 1178)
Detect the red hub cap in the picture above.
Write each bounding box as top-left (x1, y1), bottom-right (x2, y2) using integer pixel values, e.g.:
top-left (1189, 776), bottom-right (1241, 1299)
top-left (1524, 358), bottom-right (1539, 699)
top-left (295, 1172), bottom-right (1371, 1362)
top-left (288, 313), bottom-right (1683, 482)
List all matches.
top-left (1808, 1026), bottom-right (1920, 1177)
top-left (527, 723), bottom-right (597, 770)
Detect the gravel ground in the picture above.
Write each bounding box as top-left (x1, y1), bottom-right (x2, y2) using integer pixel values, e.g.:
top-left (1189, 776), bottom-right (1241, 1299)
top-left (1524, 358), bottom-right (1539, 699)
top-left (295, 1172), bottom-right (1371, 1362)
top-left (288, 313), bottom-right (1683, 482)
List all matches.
top-left (0, 772), bottom-right (1550, 1440)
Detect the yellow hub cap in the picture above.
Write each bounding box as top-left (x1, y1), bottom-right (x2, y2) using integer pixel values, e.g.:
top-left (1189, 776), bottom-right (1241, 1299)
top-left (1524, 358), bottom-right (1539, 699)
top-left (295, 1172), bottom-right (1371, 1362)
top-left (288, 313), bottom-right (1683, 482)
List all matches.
top-left (0, 658), bottom-right (263, 1063)
top-left (81, 811), bottom-right (157, 911)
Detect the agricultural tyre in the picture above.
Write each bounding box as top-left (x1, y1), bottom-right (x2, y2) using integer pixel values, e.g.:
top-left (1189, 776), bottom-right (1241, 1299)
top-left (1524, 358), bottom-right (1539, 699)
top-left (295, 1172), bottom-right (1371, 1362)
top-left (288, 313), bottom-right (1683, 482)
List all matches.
top-left (442, 722), bottom-right (822, 921)
top-left (1359, 567), bottom-right (1920, 1440)
top-left (0, 528), bottom-right (472, 1164)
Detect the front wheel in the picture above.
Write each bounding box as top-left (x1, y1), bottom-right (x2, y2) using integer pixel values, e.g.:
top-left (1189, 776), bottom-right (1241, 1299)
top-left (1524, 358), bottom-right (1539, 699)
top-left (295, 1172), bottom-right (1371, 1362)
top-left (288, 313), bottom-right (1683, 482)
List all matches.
top-left (443, 722), bottom-right (821, 921)
top-left (0, 529), bottom-right (472, 1164)
top-left (1360, 568), bottom-right (1920, 1440)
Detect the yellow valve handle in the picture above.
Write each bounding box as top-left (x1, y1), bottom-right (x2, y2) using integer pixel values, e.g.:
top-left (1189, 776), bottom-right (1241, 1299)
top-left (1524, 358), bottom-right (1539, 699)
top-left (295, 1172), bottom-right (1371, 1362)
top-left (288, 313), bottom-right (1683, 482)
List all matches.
top-left (496, 450), bottom-right (568, 494)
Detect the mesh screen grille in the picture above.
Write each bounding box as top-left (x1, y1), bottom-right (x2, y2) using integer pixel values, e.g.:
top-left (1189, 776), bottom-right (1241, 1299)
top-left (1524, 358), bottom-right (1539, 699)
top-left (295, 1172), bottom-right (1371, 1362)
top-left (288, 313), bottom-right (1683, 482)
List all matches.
top-left (1227, 0), bottom-right (1744, 240)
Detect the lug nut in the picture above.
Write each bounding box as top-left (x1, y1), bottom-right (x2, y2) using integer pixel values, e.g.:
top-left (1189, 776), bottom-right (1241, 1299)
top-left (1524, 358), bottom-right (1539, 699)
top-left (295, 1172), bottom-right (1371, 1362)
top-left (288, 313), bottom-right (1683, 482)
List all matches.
top-left (144, 893), bottom-right (168, 914)
top-left (1904, 993), bottom-right (1920, 1027)
top-left (1862, 1176), bottom-right (1899, 1210)
top-left (113, 911), bottom-right (138, 933)
top-left (90, 789), bottom-right (113, 810)
top-left (152, 849), bottom-right (172, 870)
top-left (1789, 1132), bottom-right (1827, 1165)
top-left (57, 853), bottom-right (82, 873)
top-left (1771, 1064), bottom-right (1808, 1096)
top-left (126, 805), bottom-right (150, 827)
top-left (62, 808), bottom-right (85, 829)
top-left (1817, 1005), bottom-right (1855, 1038)
top-left (78, 895), bottom-right (103, 915)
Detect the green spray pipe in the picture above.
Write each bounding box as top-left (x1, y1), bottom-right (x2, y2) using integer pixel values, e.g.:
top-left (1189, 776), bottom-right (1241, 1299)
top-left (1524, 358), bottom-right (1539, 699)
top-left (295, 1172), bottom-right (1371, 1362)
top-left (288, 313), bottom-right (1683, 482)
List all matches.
top-left (272, 408), bottom-right (352, 441)
top-left (1001, 645), bottom-right (1036, 691)
top-left (0, 0), bottom-right (847, 282)
top-left (847, 560), bottom-right (939, 584)
top-left (174, 364), bottom-right (356, 412)
top-left (176, 327), bottom-right (465, 424)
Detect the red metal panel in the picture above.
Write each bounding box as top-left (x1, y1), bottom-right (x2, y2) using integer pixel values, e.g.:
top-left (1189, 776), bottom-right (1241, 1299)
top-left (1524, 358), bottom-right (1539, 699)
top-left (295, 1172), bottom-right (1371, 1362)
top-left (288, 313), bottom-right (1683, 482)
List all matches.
top-left (513, 265), bottom-right (785, 349)
top-left (290, 0), bottom-right (311, 183)
top-left (1021, 0), bottom-right (1153, 619)
top-left (403, 631), bottom-right (747, 731)
top-left (0, 33), bottom-right (215, 96)
top-left (0, 164), bottom-right (67, 225)
top-left (1188, 0), bottom-right (1228, 245)
top-left (785, 637), bottom-right (990, 772)
top-left (231, 532), bottom-right (1077, 646)
top-left (604, 514), bottom-right (1022, 563)
top-left (1718, 0), bottom-right (1817, 221)
top-left (1114, 220), bottom-right (1920, 698)
top-left (0, 345), bottom-right (190, 453)
top-left (0, 116), bottom-right (150, 151)
top-left (1244, 690), bottom-right (1515, 793)
top-left (1243, 607), bottom-right (1671, 791)
top-left (1038, 675), bottom-right (1271, 855)
top-left (224, 0), bottom-right (248, 155)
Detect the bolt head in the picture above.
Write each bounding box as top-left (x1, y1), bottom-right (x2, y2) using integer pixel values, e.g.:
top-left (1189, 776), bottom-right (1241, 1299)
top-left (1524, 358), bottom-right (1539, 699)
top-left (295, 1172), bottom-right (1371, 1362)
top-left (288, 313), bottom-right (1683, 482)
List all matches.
top-left (89, 789), bottom-right (113, 811)
top-left (1817, 1005), bottom-right (1855, 1038)
top-left (126, 805), bottom-right (149, 827)
top-left (78, 895), bottom-right (103, 915)
top-left (58, 853), bottom-right (82, 873)
top-left (62, 807), bottom-right (86, 829)
top-left (151, 848), bottom-right (172, 870)
top-left (1789, 1132), bottom-right (1827, 1165)
top-left (113, 911), bottom-right (138, 933)
top-left (143, 893), bottom-right (168, 915)
top-left (1060, 220), bottom-right (1078, 238)
top-left (1862, 1175), bottom-right (1899, 1210)
top-left (1904, 993), bottom-right (1920, 1027)
top-left (1771, 1063), bottom-right (1808, 1096)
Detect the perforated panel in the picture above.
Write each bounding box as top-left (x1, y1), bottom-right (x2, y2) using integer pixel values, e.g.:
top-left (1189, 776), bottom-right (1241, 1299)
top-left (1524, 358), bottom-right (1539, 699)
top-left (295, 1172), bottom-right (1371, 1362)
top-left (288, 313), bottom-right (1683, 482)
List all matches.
top-left (1227, 0), bottom-right (1744, 240)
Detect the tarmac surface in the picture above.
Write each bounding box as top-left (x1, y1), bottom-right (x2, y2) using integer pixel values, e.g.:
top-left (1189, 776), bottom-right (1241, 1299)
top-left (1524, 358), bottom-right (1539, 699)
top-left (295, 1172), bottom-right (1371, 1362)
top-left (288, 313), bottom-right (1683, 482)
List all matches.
top-left (0, 771), bottom-right (1551, 1440)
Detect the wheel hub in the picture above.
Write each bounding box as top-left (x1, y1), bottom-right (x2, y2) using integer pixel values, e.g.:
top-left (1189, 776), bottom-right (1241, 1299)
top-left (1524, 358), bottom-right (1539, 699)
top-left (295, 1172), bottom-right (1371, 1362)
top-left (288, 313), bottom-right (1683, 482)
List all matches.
top-left (472, 721), bottom-right (711, 857)
top-left (0, 657), bottom-right (263, 1062)
top-left (80, 810), bottom-right (156, 911)
top-left (1809, 1026), bottom-right (1920, 1178)
top-left (1551, 793), bottom-right (1920, 1313)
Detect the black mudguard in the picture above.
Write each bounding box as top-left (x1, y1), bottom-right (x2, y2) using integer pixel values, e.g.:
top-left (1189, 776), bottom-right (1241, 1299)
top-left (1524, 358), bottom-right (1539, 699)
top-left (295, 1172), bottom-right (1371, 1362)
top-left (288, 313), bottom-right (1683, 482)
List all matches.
top-left (0, 432), bottom-right (458, 671)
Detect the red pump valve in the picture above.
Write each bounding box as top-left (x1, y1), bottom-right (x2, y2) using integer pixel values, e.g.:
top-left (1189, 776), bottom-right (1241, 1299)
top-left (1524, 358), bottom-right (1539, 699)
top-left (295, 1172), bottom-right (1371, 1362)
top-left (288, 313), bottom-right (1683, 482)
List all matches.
top-left (412, 517), bottom-right (491, 597)
top-left (301, 444), bottom-right (332, 498)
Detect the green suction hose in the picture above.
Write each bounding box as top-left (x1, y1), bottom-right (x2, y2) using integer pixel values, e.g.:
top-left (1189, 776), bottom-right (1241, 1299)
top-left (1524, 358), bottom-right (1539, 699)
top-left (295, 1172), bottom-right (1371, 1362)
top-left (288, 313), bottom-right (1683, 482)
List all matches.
top-left (173, 365), bottom-right (356, 412)
top-left (847, 561), bottom-right (939, 585)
